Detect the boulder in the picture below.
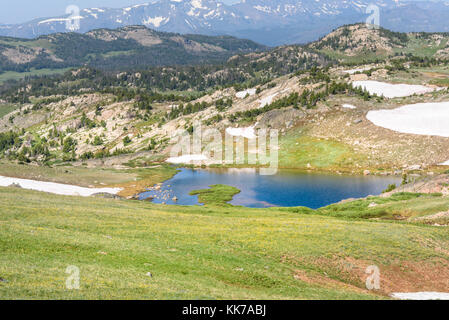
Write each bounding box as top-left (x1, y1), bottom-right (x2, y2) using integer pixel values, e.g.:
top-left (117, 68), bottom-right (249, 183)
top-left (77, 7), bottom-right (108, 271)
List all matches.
top-left (91, 193), bottom-right (122, 200)
top-left (8, 183), bottom-right (22, 188)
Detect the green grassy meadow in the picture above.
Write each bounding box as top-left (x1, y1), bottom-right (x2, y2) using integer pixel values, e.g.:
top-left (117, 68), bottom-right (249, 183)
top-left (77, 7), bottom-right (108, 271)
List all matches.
top-left (0, 183), bottom-right (448, 299)
top-left (278, 133), bottom-right (365, 171)
top-left (0, 68), bottom-right (71, 83)
top-left (0, 104), bottom-right (20, 118)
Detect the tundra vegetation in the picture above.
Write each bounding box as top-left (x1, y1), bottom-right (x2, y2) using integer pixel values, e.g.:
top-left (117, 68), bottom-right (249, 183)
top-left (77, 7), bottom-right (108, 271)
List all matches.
top-left (1, 24), bottom-right (449, 299)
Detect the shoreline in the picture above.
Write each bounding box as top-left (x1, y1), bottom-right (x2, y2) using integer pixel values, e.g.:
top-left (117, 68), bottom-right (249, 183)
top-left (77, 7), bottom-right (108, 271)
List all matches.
top-left (139, 166), bottom-right (402, 209)
top-left (0, 159), bottom-right (441, 202)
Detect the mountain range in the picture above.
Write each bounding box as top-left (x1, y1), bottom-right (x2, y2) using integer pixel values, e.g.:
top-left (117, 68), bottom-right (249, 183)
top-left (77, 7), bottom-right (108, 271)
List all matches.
top-left (2, 0), bottom-right (449, 46)
top-left (0, 26), bottom-right (265, 73)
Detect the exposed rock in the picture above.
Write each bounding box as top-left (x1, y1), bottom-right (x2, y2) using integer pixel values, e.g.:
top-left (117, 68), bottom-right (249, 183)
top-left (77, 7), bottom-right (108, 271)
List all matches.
top-left (363, 170), bottom-right (371, 176)
top-left (258, 107), bottom-right (305, 128)
top-left (350, 73), bottom-right (369, 81)
top-left (414, 210), bottom-right (449, 222)
top-left (337, 198), bottom-right (357, 204)
top-left (383, 174), bottom-right (449, 196)
top-left (8, 183), bottom-right (22, 188)
top-left (91, 192), bottom-right (123, 200)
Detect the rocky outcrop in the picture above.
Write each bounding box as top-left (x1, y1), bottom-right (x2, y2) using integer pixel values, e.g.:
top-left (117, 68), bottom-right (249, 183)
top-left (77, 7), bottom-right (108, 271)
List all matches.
top-left (383, 174), bottom-right (449, 196)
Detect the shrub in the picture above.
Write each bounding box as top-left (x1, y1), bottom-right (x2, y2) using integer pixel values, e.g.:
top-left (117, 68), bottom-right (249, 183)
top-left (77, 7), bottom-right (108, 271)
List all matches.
top-left (123, 136), bottom-right (132, 146)
top-left (92, 136), bottom-right (103, 146)
top-left (382, 184), bottom-right (397, 193)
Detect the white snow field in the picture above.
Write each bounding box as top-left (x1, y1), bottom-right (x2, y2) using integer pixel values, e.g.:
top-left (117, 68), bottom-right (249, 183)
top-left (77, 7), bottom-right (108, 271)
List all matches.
top-left (342, 104), bottom-right (357, 109)
top-left (235, 88), bottom-right (256, 99)
top-left (367, 102), bottom-right (449, 137)
top-left (259, 93), bottom-right (278, 108)
top-left (352, 80), bottom-right (437, 98)
top-left (226, 126), bottom-right (257, 139)
top-left (391, 292), bottom-right (449, 300)
top-left (166, 154), bottom-right (208, 164)
top-left (0, 176), bottom-right (122, 196)
top-left (440, 160), bottom-right (449, 166)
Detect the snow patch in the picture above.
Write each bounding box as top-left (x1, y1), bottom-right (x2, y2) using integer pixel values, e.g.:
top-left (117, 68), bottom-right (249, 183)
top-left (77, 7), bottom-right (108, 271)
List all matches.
top-left (0, 176), bottom-right (122, 197)
top-left (235, 88), bottom-right (256, 99)
top-left (166, 154), bottom-right (208, 164)
top-left (226, 126), bottom-right (257, 139)
top-left (192, 0), bottom-right (206, 9)
top-left (352, 81), bottom-right (438, 98)
top-left (259, 93), bottom-right (278, 108)
top-left (342, 104), bottom-right (357, 109)
top-left (367, 101), bottom-right (449, 137)
top-left (38, 16), bottom-right (84, 24)
top-left (391, 292), bottom-right (449, 300)
top-left (142, 16), bottom-right (169, 27)
top-left (254, 5), bottom-right (272, 13)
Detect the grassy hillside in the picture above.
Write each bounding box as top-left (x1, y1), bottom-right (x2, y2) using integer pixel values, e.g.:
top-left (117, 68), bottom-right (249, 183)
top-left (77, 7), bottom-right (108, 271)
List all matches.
top-left (0, 186), bottom-right (448, 300)
top-left (278, 134), bottom-right (366, 171)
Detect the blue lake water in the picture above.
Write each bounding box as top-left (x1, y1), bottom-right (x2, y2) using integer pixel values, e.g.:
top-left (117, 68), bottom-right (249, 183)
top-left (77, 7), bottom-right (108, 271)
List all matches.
top-left (139, 168), bottom-right (401, 209)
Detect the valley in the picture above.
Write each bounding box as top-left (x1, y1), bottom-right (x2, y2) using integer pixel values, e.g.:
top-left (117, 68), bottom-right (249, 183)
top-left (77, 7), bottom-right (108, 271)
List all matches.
top-left (1, 23), bottom-right (449, 300)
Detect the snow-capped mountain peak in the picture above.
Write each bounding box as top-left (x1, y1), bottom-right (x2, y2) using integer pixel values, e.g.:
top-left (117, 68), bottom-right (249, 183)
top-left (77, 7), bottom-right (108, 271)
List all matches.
top-left (0, 0), bottom-right (447, 46)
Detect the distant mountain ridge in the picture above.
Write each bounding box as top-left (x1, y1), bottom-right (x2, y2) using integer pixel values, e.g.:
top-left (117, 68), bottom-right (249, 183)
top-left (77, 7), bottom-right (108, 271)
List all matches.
top-left (0, 25), bottom-right (265, 73)
top-left (2, 0), bottom-right (449, 46)
top-left (4, 22), bottom-right (449, 78)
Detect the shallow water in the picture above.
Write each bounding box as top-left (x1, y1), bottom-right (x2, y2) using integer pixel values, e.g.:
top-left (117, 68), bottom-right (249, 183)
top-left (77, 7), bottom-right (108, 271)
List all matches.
top-left (139, 168), bottom-right (401, 209)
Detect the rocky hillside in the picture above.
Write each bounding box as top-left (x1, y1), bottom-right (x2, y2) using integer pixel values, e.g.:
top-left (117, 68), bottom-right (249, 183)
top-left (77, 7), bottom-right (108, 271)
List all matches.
top-left (0, 25), bottom-right (266, 73)
top-left (2, 54), bottom-right (449, 175)
top-left (309, 24), bottom-right (408, 56)
top-left (5, 23), bottom-right (449, 82)
top-left (309, 24), bottom-right (449, 62)
top-left (2, 25), bottom-right (449, 175)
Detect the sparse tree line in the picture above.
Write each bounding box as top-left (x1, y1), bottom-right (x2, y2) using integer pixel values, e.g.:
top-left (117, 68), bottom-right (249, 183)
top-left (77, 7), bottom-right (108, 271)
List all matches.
top-left (2, 40), bottom-right (448, 165)
top-left (229, 81), bottom-right (377, 123)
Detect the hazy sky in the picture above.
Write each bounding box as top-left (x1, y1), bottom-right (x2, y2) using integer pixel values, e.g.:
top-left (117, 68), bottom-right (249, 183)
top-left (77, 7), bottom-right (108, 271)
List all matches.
top-left (0, 0), bottom-right (240, 24)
